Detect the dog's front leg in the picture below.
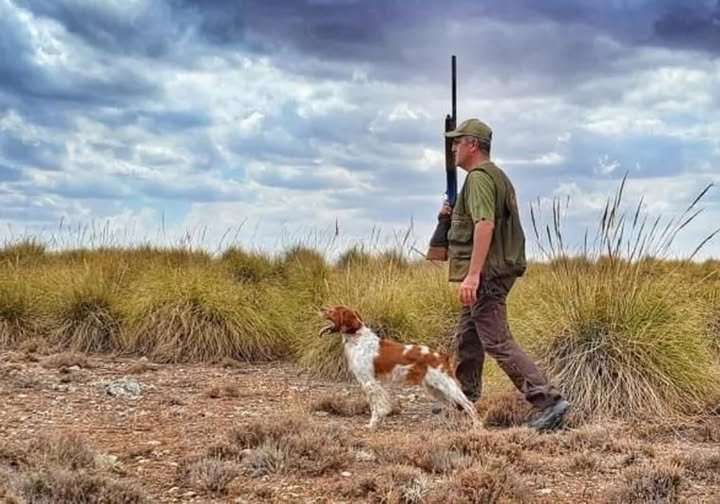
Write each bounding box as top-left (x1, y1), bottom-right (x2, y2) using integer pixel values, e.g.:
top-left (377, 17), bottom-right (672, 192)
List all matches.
top-left (362, 380), bottom-right (392, 430)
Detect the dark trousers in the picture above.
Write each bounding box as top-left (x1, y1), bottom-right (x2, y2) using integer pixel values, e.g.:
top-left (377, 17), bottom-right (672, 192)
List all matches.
top-left (453, 276), bottom-right (562, 410)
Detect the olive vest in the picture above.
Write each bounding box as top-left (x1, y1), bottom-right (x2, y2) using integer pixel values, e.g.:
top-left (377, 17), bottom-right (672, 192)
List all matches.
top-left (448, 161), bottom-right (527, 282)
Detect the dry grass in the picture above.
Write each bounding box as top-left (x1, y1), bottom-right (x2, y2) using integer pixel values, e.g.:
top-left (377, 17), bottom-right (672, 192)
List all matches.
top-left (20, 469), bottom-right (147, 503)
top-left (476, 390), bottom-right (534, 428)
top-left (605, 462), bottom-right (684, 503)
top-left (118, 265), bottom-right (292, 362)
top-left (0, 274), bottom-right (41, 348)
top-left (125, 357), bottom-right (161, 374)
top-left (189, 416), bottom-right (353, 479)
top-left (0, 433), bottom-right (148, 502)
top-left (40, 352), bottom-right (91, 369)
top-left (178, 457), bottom-right (240, 495)
top-left (39, 266), bottom-right (124, 352)
top-left (311, 393), bottom-right (371, 417)
top-left (518, 178), bottom-right (720, 421)
top-left (338, 464), bottom-right (430, 504)
top-left (426, 460), bottom-right (530, 503)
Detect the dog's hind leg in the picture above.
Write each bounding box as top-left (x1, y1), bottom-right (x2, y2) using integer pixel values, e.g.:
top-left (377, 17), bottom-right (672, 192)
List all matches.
top-left (361, 380), bottom-right (393, 430)
top-left (424, 368), bottom-right (483, 428)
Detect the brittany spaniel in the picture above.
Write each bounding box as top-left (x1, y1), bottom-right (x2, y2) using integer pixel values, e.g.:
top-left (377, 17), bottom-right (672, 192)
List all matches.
top-left (319, 305), bottom-right (481, 430)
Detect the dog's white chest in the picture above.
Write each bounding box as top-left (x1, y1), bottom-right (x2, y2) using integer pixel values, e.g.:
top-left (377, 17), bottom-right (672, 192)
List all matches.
top-left (343, 329), bottom-right (379, 382)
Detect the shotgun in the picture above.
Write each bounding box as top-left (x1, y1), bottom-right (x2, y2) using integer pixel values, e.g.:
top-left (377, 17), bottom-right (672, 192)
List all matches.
top-left (426, 55), bottom-right (457, 261)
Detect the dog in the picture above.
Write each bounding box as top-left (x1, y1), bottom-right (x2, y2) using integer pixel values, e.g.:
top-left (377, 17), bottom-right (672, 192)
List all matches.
top-left (319, 305), bottom-right (481, 430)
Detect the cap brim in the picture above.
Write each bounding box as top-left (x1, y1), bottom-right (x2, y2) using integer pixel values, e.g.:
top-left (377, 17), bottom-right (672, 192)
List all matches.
top-left (444, 130), bottom-right (463, 138)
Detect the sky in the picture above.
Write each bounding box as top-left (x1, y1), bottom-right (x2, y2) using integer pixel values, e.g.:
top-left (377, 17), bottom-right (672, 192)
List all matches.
top-left (1, 0), bottom-right (719, 260)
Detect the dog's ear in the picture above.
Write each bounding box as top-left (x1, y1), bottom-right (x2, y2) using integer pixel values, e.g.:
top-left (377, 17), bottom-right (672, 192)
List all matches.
top-left (338, 307), bottom-right (363, 334)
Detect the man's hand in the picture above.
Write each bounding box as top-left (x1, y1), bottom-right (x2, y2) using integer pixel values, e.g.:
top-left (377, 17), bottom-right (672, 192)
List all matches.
top-left (439, 200), bottom-right (452, 218)
top-left (459, 274), bottom-right (480, 306)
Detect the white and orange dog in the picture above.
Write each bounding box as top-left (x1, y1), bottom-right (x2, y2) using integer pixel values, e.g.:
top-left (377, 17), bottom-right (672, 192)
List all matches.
top-left (319, 305), bottom-right (481, 430)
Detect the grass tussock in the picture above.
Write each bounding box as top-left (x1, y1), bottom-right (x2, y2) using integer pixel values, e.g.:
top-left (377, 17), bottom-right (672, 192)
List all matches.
top-left (517, 177), bottom-right (720, 420)
top-left (0, 238), bottom-right (46, 266)
top-left (0, 274), bottom-right (41, 348)
top-left (39, 266), bottom-right (123, 352)
top-left (118, 266), bottom-right (291, 362)
top-left (220, 246), bottom-right (282, 283)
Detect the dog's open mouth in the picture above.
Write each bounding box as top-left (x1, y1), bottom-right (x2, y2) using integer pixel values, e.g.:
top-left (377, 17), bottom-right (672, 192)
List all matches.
top-left (319, 323), bottom-right (337, 335)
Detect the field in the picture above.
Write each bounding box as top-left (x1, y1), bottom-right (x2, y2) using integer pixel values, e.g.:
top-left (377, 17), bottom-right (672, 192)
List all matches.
top-left (1, 186), bottom-right (720, 502)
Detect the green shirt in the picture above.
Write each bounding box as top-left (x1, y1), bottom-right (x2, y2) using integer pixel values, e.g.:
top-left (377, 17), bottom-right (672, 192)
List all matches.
top-left (464, 167), bottom-right (495, 223)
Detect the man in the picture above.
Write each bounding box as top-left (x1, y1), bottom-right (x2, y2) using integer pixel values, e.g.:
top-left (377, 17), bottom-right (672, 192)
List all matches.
top-left (436, 118), bottom-right (570, 431)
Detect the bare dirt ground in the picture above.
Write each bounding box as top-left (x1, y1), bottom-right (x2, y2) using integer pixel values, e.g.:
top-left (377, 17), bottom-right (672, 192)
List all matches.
top-left (1, 349), bottom-right (719, 503)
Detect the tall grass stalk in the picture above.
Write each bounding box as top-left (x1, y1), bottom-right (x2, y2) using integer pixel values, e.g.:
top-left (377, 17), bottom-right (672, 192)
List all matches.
top-left (519, 175), bottom-right (720, 420)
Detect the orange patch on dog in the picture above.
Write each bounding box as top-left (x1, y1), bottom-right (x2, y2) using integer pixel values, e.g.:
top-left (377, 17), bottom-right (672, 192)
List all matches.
top-left (374, 340), bottom-right (453, 384)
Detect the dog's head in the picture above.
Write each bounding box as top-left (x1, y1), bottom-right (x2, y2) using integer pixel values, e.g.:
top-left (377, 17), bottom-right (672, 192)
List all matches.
top-left (319, 305), bottom-right (363, 335)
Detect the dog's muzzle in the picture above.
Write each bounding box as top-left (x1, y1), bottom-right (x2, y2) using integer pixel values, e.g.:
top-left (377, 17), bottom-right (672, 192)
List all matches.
top-left (319, 323), bottom-right (336, 335)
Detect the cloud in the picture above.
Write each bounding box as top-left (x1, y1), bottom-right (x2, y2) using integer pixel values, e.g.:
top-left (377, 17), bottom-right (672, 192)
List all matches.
top-left (0, 0), bottom-right (719, 261)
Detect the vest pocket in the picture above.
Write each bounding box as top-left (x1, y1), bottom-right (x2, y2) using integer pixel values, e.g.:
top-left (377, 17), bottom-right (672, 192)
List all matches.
top-left (448, 215), bottom-right (474, 246)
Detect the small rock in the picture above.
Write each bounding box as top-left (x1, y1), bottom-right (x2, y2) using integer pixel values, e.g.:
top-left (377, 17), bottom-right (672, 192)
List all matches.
top-left (538, 488), bottom-right (552, 495)
top-left (314, 411), bottom-right (329, 417)
top-left (95, 454), bottom-right (119, 468)
top-left (103, 378), bottom-right (144, 399)
top-left (68, 365), bottom-right (81, 372)
top-left (182, 491), bottom-right (196, 498)
top-left (341, 471), bottom-right (352, 477)
top-left (354, 449), bottom-right (377, 462)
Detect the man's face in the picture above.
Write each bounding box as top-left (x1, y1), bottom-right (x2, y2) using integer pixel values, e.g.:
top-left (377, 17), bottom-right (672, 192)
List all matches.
top-left (451, 136), bottom-right (473, 166)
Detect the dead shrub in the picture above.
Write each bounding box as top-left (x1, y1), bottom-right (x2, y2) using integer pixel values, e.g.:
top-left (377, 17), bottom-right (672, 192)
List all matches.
top-left (205, 385), bottom-right (240, 399)
top-left (426, 460), bottom-right (530, 503)
top-left (125, 358), bottom-right (161, 374)
top-left (239, 440), bottom-right (286, 477)
top-left (568, 451), bottom-right (600, 472)
top-left (340, 464), bottom-right (429, 504)
top-left (28, 433), bottom-right (95, 471)
top-left (41, 352), bottom-right (91, 370)
top-left (179, 457), bottom-right (240, 495)
top-left (376, 434), bottom-right (475, 475)
top-left (477, 391), bottom-right (533, 428)
top-left (311, 393), bottom-right (370, 417)
top-left (20, 469), bottom-right (147, 503)
top-left (670, 450), bottom-right (720, 477)
top-left (605, 462), bottom-right (683, 503)
top-left (224, 417), bottom-right (352, 476)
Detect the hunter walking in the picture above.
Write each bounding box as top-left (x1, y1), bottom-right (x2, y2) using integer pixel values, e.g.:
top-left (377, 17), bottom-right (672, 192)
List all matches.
top-left (435, 118), bottom-right (570, 431)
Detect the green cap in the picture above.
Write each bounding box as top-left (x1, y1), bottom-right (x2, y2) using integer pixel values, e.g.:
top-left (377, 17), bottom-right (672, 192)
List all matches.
top-left (444, 118), bottom-right (492, 144)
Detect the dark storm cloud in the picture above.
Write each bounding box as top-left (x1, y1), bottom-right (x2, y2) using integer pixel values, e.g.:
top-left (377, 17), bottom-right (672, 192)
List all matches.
top-left (0, 2), bottom-right (159, 105)
top-left (20, 0), bottom-right (186, 58)
top-left (652, 2), bottom-right (720, 53)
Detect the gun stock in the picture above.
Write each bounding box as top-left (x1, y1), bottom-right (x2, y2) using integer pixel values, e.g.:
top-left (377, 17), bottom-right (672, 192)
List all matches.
top-left (426, 55), bottom-right (457, 261)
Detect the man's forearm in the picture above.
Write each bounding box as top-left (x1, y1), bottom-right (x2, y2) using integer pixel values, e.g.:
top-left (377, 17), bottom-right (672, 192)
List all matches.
top-left (467, 220), bottom-right (494, 280)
